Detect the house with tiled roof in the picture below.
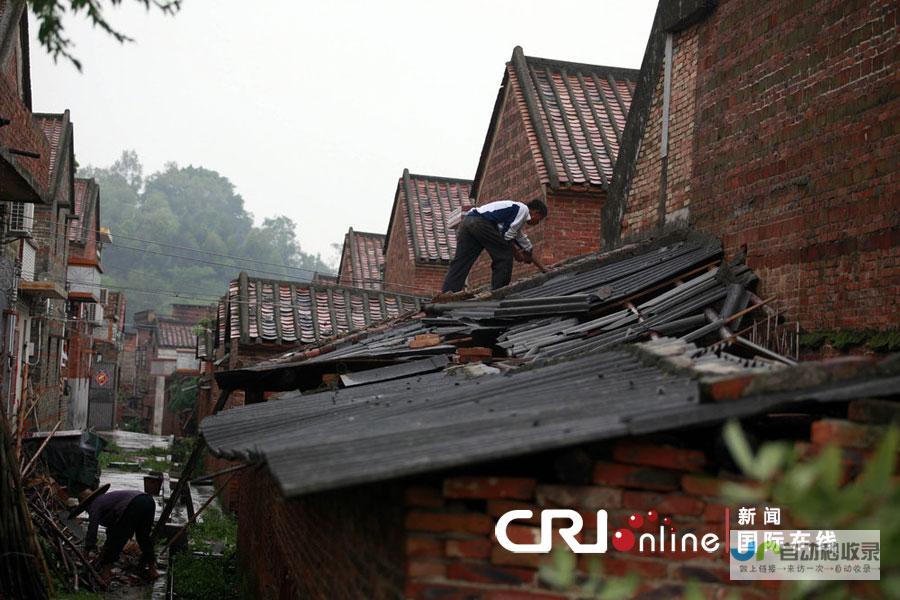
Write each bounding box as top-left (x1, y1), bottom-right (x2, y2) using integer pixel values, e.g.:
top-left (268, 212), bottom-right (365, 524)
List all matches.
top-left (465, 46), bottom-right (637, 288)
top-left (337, 228), bottom-right (385, 290)
top-left (382, 169), bottom-right (473, 296)
top-left (0, 6), bottom-right (62, 429)
top-left (131, 305), bottom-right (211, 435)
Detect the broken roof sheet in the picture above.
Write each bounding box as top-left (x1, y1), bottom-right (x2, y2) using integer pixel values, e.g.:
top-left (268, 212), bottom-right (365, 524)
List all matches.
top-left (385, 169), bottom-right (473, 264)
top-left (338, 228), bottom-right (385, 290)
top-left (220, 272), bottom-right (423, 347)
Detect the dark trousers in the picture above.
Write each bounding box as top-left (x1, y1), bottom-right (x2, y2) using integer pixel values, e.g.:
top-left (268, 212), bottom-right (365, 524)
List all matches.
top-left (101, 493), bottom-right (156, 565)
top-left (443, 215), bottom-right (514, 292)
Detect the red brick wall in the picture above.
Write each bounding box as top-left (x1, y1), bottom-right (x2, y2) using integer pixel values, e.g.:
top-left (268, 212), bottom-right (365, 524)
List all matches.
top-left (620, 25), bottom-right (700, 237)
top-left (466, 68), bottom-right (605, 289)
top-left (237, 468), bottom-right (406, 600)
top-left (383, 199), bottom-right (447, 297)
top-left (402, 406), bottom-right (887, 599)
top-left (617, 0), bottom-right (899, 330)
top-left (225, 399), bottom-right (888, 599)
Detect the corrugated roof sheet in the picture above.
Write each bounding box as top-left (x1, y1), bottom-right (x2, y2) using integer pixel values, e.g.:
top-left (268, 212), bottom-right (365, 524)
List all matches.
top-left (157, 320), bottom-right (196, 349)
top-left (387, 170), bottom-right (473, 264)
top-left (202, 345), bottom-right (900, 498)
top-left (473, 48), bottom-right (638, 197)
top-left (339, 229), bottom-right (385, 290)
top-left (221, 273), bottom-right (423, 347)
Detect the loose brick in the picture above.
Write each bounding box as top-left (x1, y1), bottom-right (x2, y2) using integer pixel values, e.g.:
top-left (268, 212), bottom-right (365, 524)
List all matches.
top-left (444, 477), bottom-right (536, 500)
top-left (446, 538), bottom-right (492, 559)
top-left (535, 484), bottom-right (623, 510)
top-left (457, 347), bottom-right (493, 363)
top-left (409, 333), bottom-right (442, 349)
top-left (446, 562), bottom-right (535, 586)
top-left (406, 512), bottom-right (493, 535)
top-left (612, 442), bottom-right (707, 471)
top-left (592, 462), bottom-right (681, 491)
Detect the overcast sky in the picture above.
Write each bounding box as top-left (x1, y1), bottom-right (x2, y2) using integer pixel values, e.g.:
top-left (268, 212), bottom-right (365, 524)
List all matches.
top-left (29, 0), bottom-right (656, 265)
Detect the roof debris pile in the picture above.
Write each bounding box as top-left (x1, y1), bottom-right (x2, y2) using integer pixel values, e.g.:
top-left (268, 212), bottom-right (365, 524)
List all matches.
top-left (199, 236), bottom-right (899, 499)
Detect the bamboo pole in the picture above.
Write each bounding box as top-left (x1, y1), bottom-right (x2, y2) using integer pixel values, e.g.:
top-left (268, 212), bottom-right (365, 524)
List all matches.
top-left (21, 421), bottom-right (61, 479)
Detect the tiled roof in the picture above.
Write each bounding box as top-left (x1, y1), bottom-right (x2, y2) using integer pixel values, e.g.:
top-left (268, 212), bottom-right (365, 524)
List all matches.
top-left (221, 272), bottom-right (423, 346)
top-left (157, 319), bottom-right (196, 349)
top-left (473, 47), bottom-right (637, 197)
top-left (338, 228), bottom-right (385, 290)
top-left (386, 169), bottom-right (473, 264)
top-left (34, 114), bottom-right (63, 179)
top-left (70, 178), bottom-right (96, 243)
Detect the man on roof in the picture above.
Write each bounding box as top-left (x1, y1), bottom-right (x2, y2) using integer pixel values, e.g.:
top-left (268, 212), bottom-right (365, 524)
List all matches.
top-left (442, 198), bottom-right (548, 292)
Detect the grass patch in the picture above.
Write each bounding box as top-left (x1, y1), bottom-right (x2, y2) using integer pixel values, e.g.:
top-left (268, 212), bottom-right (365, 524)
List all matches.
top-left (171, 552), bottom-right (240, 600)
top-left (172, 507), bottom-right (240, 599)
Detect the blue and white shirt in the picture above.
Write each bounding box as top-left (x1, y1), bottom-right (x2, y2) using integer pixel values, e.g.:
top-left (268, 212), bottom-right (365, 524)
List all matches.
top-left (469, 200), bottom-right (533, 252)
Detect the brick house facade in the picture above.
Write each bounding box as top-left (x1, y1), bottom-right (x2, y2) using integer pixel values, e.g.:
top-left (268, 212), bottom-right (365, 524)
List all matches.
top-left (338, 228), bottom-right (386, 290)
top-left (466, 47), bottom-right (637, 288)
top-left (604, 0), bottom-right (899, 331)
top-left (382, 170), bottom-right (473, 296)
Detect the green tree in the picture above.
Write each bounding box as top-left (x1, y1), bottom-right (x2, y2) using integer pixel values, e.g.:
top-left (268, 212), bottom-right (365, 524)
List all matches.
top-left (24, 0), bottom-right (181, 70)
top-left (83, 150), bottom-right (334, 319)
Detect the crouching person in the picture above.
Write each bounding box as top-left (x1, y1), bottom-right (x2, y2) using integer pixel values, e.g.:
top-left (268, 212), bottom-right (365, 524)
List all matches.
top-left (73, 486), bottom-right (160, 582)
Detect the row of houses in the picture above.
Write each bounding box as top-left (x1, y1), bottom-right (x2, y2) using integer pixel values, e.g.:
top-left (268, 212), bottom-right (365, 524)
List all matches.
top-left (0, 6), bottom-right (131, 434)
top-left (193, 0), bottom-right (897, 598)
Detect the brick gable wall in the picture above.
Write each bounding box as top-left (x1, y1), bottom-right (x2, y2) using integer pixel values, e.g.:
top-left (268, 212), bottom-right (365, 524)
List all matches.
top-left (613, 0), bottom-right (899, 330)
top-left (383, 198), bottom-right (446, 297)
top-left (467, 73), bottom-right (606, 289)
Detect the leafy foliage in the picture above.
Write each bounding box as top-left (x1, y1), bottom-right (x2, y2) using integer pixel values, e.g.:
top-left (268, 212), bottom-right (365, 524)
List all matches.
top-left (724, 420), bottom-right (899, 599)
top-left (26, 0), bottom-right (181, 71)
top-left (167, 374), bottom-right (198, 413)
top-left (80, 151), bottom-right (333, 319)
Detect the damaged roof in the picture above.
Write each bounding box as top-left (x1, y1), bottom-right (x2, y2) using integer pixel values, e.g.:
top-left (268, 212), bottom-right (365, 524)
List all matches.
top-left (202, 235), bottom-right (899, 498)
top-left (473, 47), bottom-right (638, 197)
top-left (384, 169), bottom-right (473, 265)
top-left (219, 272), bottom-right (423, 348)
top-left (338, 228), bottom-right (385, 290)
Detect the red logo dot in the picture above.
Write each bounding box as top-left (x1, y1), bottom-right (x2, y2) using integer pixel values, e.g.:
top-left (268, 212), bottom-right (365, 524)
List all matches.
top-left (612, 528), bottom-right (636, 552)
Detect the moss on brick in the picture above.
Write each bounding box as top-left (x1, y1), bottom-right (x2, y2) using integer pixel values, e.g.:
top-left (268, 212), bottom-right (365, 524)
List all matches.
top-left (799, 330), bottom-right (900, 353)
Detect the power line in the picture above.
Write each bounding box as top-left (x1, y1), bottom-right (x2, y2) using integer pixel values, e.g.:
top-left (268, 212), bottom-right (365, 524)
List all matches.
top-left (27, 217), bottom-right (338, 277)
top-left (26, 230), bottom-right (435, 295)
